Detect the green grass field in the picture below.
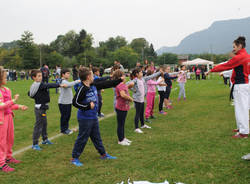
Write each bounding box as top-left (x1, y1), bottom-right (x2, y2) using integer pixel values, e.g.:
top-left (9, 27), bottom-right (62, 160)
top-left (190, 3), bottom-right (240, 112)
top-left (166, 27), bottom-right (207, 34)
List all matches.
top-left (0, 75), bottom-right (250, 184)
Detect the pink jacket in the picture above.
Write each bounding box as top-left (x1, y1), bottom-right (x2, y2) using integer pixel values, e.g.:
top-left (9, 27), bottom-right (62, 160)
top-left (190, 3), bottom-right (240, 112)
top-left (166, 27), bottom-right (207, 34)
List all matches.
top-left (147, 80), bottom-right (160, 93)
top-left (0, 87), bottom-right (19, 124)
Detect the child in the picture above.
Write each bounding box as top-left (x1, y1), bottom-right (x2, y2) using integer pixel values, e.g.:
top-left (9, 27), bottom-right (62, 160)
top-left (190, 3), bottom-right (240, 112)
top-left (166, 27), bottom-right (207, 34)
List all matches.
top-left (145, 70), bottom-right (163, 123)
top-left (71, 67), bottom-right (123, 166)
top-left (128, 68), bottom-right (162, 133)
top-left (58, 69), bottom-right (81, 135)
top-left (177, 65), bottom-right (187, 101)
top-left (0, 66), bottom-right (28, 173)
top-left (163, 66), bottom-right (177, 109)
top-left (28, 69), bottom-right (67, 151)
top-left (156, 71), bottom-right (167, 115)
top-left (52, 73), bottom-right (61, 94)
top-left (113, 70), bottom-right (133, 146)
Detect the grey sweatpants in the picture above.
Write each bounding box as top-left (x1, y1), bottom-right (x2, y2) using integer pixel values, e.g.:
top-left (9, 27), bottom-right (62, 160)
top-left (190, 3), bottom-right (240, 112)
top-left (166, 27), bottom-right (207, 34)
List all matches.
top-left (33, 108), bottom-right (48, 145)
top-left (178, 82), bottom-right (186, 99)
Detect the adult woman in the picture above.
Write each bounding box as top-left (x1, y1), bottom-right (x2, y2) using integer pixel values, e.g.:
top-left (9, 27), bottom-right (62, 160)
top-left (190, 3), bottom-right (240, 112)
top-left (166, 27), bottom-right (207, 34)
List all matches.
top-left (207, 36), bottom-right (250, 138)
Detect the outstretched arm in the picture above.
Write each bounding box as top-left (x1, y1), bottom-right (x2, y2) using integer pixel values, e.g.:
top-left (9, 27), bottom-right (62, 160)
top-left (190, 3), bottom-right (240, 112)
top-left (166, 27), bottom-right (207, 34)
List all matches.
top-left (94, 78), bottom-right (122, 90)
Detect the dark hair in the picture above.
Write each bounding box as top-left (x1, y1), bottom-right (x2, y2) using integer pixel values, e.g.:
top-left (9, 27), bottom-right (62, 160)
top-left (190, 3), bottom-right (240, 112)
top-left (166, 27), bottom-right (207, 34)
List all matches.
top-left (0, 66), bottom-right (5, 86)
top-left (146, 70), bottom-right (153, 76)
top-left (92, 67), bottom-right (100, 74)
top-left (131, 67), bottom-right (141, 77)
top-left (234, 36), bottom-right (246, 48)
top-left (78, 67), bottom-right (92, 81)
top-left (112, 69), bottom-right (124, 80)
top-left (31, 69), bottom-right (42, 79)
top-left (181, 65), bottom-right (185, 69)
top-left (61, 68), bottom-right (70, 77)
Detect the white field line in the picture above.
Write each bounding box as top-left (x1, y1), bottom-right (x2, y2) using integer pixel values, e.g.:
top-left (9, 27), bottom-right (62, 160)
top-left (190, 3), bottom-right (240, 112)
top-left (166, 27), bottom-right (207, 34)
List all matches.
top-left (13, 88), bottom-right (178, 156)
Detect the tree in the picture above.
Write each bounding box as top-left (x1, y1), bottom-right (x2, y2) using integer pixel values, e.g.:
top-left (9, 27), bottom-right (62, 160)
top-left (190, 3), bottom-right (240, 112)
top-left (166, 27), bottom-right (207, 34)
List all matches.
top-left (0, 48), bottom-right (23, 69)
top-left (44, 51), bottom-right (64, 68)
top-left (99, 36), bottom-right (127, 52)
top-left (156, 53), bottom-right (178, 65)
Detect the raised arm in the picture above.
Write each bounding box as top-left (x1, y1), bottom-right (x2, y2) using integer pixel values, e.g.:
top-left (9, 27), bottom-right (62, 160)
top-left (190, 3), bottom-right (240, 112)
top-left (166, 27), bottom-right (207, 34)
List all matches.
top-left (143, 71), bottom-right (161, 81)
top-left (94, 76), bottom-right (110, 83)
top-left (62, 80), bottom-right (80, 88)
top-left (94, 78), bottom-right (122, 90)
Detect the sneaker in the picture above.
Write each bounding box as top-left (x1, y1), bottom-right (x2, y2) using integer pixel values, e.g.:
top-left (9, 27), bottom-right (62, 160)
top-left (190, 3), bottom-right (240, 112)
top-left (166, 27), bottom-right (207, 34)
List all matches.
top-left (150, 116), bottom-right (156, 119)
top-left (145, 118), bottom-right (152, 123)
top-left (232, 129), bottom-right (239, 133)
top-left (62, 129), bottom-right (73, 135)
top-left (134, 128), bottom-right (143, 133)
top-left (100, 153), bottom-right (117, 160)
top-left (159, 111), bottom-right (167, 115)
top-left (6, 157), bottom-right (21, 164)
top-left (98, 113), bottom-right (105, 118)
top-left (71, 158), bottom-right (83, 167)
top-left (124, 138), bottom-right (132, 143)
top-left (141, 124), bottom-right (151, 129)
top-left (242, 153), bottom-right (250, 160)
top-left (232, 133), bottom-right (248, 139)
top-left (184, 97), bottom-right (186, 101)
top-left (32, 144), bottom-right (42, 151)
top-left (118, 140), bottom-right (130, 146)
top-left (42, 139), bottom-right (53, 145)
top-left (0, 164), bottom-right (15, 173)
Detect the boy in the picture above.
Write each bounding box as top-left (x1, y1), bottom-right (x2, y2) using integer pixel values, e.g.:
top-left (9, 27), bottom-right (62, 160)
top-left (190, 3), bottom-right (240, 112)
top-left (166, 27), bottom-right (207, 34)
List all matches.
top-left (71, 67), bottom-right (123, 166)
top-left (58, 69), bottom-right (80, 135)
top-left (28, 69), bottom-right (67, 151)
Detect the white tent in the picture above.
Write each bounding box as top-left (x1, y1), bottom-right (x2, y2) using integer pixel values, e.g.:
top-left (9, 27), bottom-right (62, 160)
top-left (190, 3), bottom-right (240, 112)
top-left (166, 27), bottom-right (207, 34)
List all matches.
top-left (182, 58), bottom-right (214, 71)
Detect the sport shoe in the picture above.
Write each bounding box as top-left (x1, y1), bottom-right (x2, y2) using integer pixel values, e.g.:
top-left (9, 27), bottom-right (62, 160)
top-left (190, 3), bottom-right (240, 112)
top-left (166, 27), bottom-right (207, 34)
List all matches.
top-left (118, 140), bottom-right (130, 146)
top-left (6, 157), bottom-right (21, 164)
top-left (150, 116), bottom-right (156, 119)
top-left (141, 124), bottom-right (151, 129)
top-left (62, 129), bottom-right (73, 135)
top-left (0, 164), bottom-right (15, 173)
top-left (145, 118), bottom-right (152, 123)
top-left (71, 158), bottom-right (83, 167)
top-left (134, 128), bottom-right (143, 133)
top-left (32, 144), bottom-right (42, 151)
top-left (124, 138), bottom-right (132, 143)
top-left (232, 129), bottom-right (239, 133)
top-left (232, 133), bottom-right (248, 139)
top-left (242, 153), bottom-right (250, 160)
top-left (42, 139), bottom-right (53, 145)
top-left (100, 153), bottom-right (117, 160)
top-left (159, 111), bottom-right (167, 115)
top-left (98, 113), bottom-right (105, 118)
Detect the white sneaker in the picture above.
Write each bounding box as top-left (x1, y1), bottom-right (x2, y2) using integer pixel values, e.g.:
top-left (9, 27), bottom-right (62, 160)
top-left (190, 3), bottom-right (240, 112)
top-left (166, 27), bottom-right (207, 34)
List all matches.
top-left (118, 140), bottom-right (130, 146)
top-left (141, 124), bottom-right (151, 129)
top-left (134, 128), bottom-right (143, 133)
top-left (124, 138), bottom-right (132, 143)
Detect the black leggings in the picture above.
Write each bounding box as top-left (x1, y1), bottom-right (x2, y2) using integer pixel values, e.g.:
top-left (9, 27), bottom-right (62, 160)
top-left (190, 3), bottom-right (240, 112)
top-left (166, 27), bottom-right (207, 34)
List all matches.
top-left (158, 91), bottom-right (165, 111)
top-left (116, 109), bottom-right (128, 141)
top-left (134, 102), bottom-right (145, 129)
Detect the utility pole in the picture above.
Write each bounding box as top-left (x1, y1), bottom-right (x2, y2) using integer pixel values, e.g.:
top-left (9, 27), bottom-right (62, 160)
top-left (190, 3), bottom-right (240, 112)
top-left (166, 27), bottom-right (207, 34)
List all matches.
top-left (39, 45), bottom-right (42, 67)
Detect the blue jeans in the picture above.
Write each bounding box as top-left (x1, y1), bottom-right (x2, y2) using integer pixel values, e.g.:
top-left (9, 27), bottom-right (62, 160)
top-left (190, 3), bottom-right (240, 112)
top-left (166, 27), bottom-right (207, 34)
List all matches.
top-left (72, 119), bottom-right (106, 159)
top-left (58, 104), bottom-right (72, 133)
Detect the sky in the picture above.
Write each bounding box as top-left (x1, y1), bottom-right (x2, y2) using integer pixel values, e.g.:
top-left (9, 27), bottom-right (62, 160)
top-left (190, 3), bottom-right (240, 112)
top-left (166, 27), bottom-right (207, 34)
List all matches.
top-left (0, 0), bottom-right (250, 49)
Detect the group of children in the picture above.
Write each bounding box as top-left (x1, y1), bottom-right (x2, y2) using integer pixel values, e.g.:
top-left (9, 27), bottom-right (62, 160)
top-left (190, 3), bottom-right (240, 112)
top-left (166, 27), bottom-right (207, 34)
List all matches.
top-left (0, 63), bottom-right (187, 171)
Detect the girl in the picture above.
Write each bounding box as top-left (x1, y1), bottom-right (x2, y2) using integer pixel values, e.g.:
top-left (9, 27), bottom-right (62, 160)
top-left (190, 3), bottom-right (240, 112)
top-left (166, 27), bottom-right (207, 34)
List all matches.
top-left (145, 70), bottom-right (163, 122)
top-left (128, 68), bottom-right (162, 133)
top-left (207, 36), bottom-right (250, 138)
top-left (113, 70), bottom-right (133, 146)
top-left (177, 65), bottom-right (187, 101)
top-left (156, 71), bottom-right (167, 115)
top-left (0, 67), bottom-right (28, 173)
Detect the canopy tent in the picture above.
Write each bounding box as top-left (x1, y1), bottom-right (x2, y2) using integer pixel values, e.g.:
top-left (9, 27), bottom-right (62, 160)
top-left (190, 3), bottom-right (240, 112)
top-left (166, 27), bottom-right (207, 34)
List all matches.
top-left (182, 58), bottom-right (214, 71)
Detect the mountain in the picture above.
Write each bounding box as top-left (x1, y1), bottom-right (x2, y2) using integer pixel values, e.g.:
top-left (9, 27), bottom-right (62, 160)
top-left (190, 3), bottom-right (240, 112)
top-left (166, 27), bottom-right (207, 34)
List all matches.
top-left (156, 17), bottom-right (250, 55)
top-left (0, 41), bottom-right (19, 50)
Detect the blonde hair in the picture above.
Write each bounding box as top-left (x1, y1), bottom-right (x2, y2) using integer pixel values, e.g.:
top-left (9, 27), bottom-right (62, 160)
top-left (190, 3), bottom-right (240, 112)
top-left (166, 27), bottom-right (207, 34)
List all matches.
top-left (0, 66), bottom-right (6, 86)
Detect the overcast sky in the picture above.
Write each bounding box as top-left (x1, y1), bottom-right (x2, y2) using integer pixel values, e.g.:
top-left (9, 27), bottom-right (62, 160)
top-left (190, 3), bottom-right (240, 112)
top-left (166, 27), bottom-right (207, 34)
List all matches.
top-left (1, 0), bottom-right (250, 49)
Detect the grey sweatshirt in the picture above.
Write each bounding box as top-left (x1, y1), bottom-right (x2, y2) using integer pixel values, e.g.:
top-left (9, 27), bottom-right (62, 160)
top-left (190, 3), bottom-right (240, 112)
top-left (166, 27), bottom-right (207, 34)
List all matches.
top-left (58, 79), bottom-right (80, 104)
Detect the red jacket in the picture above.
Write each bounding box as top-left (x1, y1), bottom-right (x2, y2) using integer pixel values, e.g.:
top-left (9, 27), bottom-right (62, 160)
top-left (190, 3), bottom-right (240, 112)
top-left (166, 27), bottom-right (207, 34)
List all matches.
top-left (211, 48), bottom-right (250, 84)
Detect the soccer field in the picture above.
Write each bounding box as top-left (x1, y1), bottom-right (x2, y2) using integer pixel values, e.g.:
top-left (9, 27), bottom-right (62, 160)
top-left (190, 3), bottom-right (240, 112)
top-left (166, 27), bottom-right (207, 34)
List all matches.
top-left (0, 75), bottom-right (249, 184)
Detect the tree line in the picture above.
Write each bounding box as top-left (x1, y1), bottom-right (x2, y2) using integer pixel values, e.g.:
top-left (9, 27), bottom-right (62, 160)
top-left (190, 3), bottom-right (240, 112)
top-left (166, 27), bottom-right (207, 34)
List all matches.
top-left (0, 29), bottom-right (231, 70)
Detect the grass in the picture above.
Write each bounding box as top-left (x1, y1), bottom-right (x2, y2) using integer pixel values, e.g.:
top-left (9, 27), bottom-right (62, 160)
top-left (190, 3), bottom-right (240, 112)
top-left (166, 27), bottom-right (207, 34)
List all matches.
top-left (0, 75), bottom-right (250, 184)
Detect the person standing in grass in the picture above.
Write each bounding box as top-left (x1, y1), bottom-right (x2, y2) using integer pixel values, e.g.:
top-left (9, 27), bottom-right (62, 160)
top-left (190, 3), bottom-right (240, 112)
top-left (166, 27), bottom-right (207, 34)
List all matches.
top-left (145, 70), bottom-right (163, 122)
top-left (58, 69), bottom-right (81, 135)
top-left (163, 66), bottom-right (177, 109)
top-left (0, 66), bottom-right (28, 173)
top-left (207, 36), bottom-right (250, 138)
top-left (113, 69), bottom-right (133, 146)
top-left (28, 69), bottom-right (67, 151)
top-left (128, 68), bottom-right (162, 133)
top-left (71, 67), bottom-right (123, 166)
top-left (156, 71), bottom-right (167, 115)
top-left (177, 65), bottom-right (187, 101)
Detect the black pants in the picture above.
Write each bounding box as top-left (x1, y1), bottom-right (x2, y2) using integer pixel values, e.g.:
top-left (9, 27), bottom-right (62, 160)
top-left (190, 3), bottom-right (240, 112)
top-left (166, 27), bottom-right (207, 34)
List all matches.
top-left (116, 109), bottom-right (128, 141)
top-left (58, 104), bottom-right (72, 133)
top-left (134, 102), bottom-right (145, 129)
top-left (196, 74), bottom-right (200, 80)
top-left (33, 108), bottom-right (48, 145)
top-left (164, 86), bottom-right (171, 100)
top-left (72, 119), bottom-right (106, 159)
top-left (98, 94), bottom-right (102, 115)
top-left (158, 91), bottom-right (165, 111)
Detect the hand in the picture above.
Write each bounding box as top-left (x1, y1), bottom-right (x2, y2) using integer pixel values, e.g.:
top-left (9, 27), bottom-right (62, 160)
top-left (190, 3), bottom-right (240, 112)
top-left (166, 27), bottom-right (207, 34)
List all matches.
top-left (77, 80), bottom-right (81, 83)
top-left (205, 71), bottom-right (210, 76)
top-left (60, 84), bottom-right (67, 88)
top-left (14, 94), bottom-right (19, 101)
top-left (129, 97), bottom-right (133, 102)
top-left (20, 105), bottom-right (28, 111)
top-left (121, 76), bottom-right (125, 81)
top-left (101, 89), bottom-right (104, 92)
top-left (90, 102), bottom-right (95, 109)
